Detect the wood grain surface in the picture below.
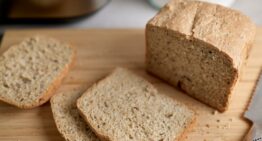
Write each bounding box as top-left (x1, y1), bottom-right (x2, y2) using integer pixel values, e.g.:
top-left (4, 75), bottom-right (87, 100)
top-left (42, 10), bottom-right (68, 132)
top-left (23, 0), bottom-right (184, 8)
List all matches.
top-left (0, 29), bottom-right (261, 141)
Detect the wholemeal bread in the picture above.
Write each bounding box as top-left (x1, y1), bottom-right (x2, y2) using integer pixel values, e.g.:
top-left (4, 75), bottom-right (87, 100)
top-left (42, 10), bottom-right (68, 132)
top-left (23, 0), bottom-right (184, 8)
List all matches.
top-left (50, 88), bottom-right (100, 141)
top-left (0, 36), bottom-right (75, 109)
top-left (146, 0), bottom-right (256, 112)
top-left (77, 68), bottom-right (196, 141)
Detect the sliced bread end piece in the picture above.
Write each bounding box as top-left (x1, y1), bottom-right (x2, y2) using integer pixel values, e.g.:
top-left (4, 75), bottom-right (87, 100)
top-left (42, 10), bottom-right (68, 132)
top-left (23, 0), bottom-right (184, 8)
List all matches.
top-left (77, 67), bottom-right (196, 141)
top-left (51, 88), bottom-right (100, 141)
top-left (0, 36), bottom-right (75, 109)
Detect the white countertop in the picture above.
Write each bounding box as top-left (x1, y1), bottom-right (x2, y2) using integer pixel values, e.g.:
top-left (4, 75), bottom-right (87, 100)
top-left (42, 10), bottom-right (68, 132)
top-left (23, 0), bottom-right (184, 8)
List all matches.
top-left (69, 0), bottom-right (262, 28)
top-left (0, 0), bottom-right (261, 32)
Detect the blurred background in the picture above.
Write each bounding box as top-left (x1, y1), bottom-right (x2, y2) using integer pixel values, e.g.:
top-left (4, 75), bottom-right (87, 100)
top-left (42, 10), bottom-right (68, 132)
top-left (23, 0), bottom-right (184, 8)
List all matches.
top-left (0, 0), bottom-right (261, 34)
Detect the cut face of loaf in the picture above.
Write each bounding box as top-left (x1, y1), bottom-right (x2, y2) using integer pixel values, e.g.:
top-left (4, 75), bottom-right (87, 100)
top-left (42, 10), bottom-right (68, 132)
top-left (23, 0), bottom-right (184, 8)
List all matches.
top-left (51, 89), bottom-right (100, 141)
top-left (77, 68), bottom-right (195, 141)
top-left (146, 0), bottom-right (256, 112)
top-left (0, 36), bottom-right (75, 109)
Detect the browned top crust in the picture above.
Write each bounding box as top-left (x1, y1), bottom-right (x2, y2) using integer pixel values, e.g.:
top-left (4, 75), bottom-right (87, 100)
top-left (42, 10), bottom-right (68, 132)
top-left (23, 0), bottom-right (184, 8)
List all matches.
top-left (148, 0), bottom-right (256, 69)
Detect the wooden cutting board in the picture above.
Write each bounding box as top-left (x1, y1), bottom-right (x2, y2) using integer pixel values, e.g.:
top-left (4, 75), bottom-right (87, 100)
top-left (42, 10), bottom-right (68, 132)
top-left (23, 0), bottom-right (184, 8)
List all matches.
top-left (0, 29), bottom-right (261, 141)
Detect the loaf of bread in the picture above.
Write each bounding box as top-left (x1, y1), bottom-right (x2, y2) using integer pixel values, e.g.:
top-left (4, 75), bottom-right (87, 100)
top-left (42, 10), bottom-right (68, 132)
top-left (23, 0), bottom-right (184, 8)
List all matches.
top-left (50, 89), bottom-right (100, 141)
top-left (0, 36), bottom-right (75, 109)
top-left (146, 0), bottom-right (256, 112)
top-left (77, 68), bottom-right (195, 141)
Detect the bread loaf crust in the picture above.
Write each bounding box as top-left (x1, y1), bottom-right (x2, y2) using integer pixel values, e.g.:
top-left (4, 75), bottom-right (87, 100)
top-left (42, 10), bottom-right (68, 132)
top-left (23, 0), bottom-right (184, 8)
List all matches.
top-left (148, 0), bottom-right (256, 70)
top-left (146, 0), bottom-right (256, 112)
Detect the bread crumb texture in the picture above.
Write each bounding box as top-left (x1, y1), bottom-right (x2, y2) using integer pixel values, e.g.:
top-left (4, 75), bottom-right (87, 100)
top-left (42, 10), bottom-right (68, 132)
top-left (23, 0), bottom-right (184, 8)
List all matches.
top-left (0, 36), bottom-right (74, 108)
top-left (77, 68), bottom-right (195, 141)
top-left (51, 89), bottom-right (100, 141)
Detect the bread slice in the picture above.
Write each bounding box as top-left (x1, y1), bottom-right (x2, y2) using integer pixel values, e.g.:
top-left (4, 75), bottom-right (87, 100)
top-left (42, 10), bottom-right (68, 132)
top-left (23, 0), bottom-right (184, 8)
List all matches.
top-left (146, 0), bottom-right (256, 112)
top-left (0, 36), bottom-right (75, 109)
top-left (77, 68), bottom-right (196, 141)
top-left (50, 88), bottom-right (100, 141)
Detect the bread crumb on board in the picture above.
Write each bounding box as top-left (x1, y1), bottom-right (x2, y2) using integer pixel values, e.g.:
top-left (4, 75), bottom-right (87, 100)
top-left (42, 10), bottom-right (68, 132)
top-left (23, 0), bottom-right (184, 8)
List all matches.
top-left (222, 124), bottom-right (230, 129)
top-left (212, 110), bottom-right (218, 115)
top-left (216, 124), bottom-right (230, 130)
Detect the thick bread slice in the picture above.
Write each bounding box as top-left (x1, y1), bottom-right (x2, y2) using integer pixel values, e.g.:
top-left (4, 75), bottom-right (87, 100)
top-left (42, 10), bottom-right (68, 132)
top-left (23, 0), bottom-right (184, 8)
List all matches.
top-left (51, 88), bottom-right (100, 141)
top-left (0, 36), bottom-right (75, 109)
top-left (77, 68), bottom-right (196, 141)
top-left (146, 0), bottom-right (256, 112)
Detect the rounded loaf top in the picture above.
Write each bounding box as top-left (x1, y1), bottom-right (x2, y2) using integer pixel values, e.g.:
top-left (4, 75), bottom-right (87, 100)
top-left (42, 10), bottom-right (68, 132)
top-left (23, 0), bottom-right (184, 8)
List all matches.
top-left (147, 0), bottom-right (256, 69)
